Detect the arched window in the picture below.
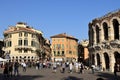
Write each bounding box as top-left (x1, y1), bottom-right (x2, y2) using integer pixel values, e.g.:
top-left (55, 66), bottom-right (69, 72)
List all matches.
top-left (96, 25), bottom-right (100, 43)
top-left (113, 19), bottom-right (119, 40)
top-left (91, 28), bottom-right (94, 45)
top-left (103, 22), bottom-right (108, 40)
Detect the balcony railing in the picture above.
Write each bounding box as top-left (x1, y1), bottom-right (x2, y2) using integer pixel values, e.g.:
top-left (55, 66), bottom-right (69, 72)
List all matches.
top-left (15, 45), bottom-right (36, 50)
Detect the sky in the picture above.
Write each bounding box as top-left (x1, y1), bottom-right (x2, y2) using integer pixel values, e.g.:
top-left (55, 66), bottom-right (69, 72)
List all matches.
top-left (0, 0), bottom-right (120, 41)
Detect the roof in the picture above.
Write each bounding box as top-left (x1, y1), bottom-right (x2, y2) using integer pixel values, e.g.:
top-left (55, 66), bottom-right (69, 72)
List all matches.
top-left (4, 22), bottom-right (43, 35)
top-left (50, 33), bottom-right (78, 41)
top-left (4, 27), bottom-right (35, 34)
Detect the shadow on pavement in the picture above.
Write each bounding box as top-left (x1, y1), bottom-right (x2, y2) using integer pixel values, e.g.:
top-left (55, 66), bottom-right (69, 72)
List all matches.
top-left (0, 73), bottom-right (44, 80)
top-left (61, 76), bottom-right (83, 80)
top-left (96, 72), bottom-right (120, 80)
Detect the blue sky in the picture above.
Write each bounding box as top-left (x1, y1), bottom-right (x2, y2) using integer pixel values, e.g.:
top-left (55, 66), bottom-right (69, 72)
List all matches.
top-left (0, 0), bottom-right (120, 41)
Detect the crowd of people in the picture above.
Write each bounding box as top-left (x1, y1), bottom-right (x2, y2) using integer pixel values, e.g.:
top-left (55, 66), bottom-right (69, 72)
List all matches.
top-left (0, 60), bottom-right (87, 77)
top-left (2, 60), bottom-right (119, 80)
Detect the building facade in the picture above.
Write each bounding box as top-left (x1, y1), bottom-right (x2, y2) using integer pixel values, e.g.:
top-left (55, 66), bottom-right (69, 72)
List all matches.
top-left (78, 40), bottom-right (89, 65)
top-left (0, 39), bottom-right (5, 57)
top-left (43, 39), bottom-right (51, 61)
top-left (50, 33), bottom-right (78, 62)
top-left (3, 22), bottom-right (45, 62)
top-left (88, 10), bottom-right (120, 72)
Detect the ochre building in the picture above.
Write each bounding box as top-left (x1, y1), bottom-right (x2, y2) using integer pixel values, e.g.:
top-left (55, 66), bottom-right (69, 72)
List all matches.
top-left (50, 33), bottom-right (78, 62)
top-left (88, 10), bottom-right (120, 72)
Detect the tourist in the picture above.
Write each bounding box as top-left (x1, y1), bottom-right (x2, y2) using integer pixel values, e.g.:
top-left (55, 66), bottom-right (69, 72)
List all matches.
top-left (3, 63), bottom-right (9, 77)
top-left (114, 63), bottom-right (119, 80)
top-left (8, 62), bottom-right (13, 76)
top-left (61, 61), bottom-right (66, 73)
top-left (52, 61), bottom-right (57, 73)
top-left (14, 61), bottom-right (19, 76)
top-left (21, 61), bottom-right (27, 72)
top-left (69, 62), bottom-right (73, 73)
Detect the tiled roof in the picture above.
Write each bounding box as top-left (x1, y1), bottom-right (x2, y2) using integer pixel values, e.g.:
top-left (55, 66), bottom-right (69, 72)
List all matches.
top-left (50, 33), bottom-right (78, 41)
top-left (4, 27), bottom-right (35, 34)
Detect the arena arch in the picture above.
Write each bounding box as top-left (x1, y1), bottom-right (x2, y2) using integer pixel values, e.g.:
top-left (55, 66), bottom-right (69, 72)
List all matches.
top-left (110, 17), bottom-right (120, 40)
top-left (95, 25), bottom-right (100, 43)
top-left (103, 52), bottom-right (110, 70)
top-left (96, 53), bottom-right (100, 66)
top-left (102, 22), bottom-right (109, 41)
top-left (114, 51), bottom-right (120, 64)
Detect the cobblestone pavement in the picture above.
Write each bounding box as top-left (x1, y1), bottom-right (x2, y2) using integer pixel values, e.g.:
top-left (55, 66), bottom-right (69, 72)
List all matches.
top-left (0, 67), bottom-right (120, 80)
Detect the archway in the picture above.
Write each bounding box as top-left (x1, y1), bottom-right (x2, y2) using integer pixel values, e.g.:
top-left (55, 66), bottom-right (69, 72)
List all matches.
top-left (114, 52), bottom-right (120, 72)
top-left (114, 52), bottom-right (120, 64)
top-left (96, 53), bottom-right (100, 66)
top-left (91, 54), bottom-right (94, 65)
top-left (104, 52), bottom-right (110, 70)
top-left (96, 25), bottom-right (100, 43)
top-left (103, 22), bottom-right (108, 40)
top-left (113, 19), bottom-right (119, 40)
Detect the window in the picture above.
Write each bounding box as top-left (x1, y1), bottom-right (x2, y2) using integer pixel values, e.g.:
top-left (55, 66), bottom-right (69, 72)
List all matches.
top-left (62, 51), bottom-right (64, 56)
top-left (62, 44), bottom-right (64, 49)
top-left (57, 51), bottom-right (60, 56)
top-left (31, 50), bottom-right (34, 53)
top-left (54, 51), bottom-right (56, 56)
top-left (24, 49), bottom-right (28, 53)
top-left (24, 39), bottom-right (28, 46)
top-left (19, 33), bottom-right (22, 37)
top-left (9, 41), bottom-right (12, 47)
top-left (7, 41), bottom-right (12, 47)
top-left (69, 51), bottom-right (72, 54)
top-left (18, 50), bottom-right (22, 53)
top-left (31, 41), bottom-right (33, 46)
top-left (32, 34), bottom-right (35, 38)
top-left (24, 32), bottom-right (28, 37)
top-left (9, 34), bottom-right (12, 38)
top-left (18, 40), bottom-right (22, 46)
top-left (53, 44), bottom-right (55, 49)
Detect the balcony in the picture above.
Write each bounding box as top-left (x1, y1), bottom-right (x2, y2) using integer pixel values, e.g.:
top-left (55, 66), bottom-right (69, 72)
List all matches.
top-left (15, 45), bottom-right (35, 50)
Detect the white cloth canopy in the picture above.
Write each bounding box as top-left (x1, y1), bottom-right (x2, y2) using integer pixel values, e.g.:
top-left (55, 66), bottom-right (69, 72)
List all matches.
top-left (0, 57), bottom-right (9, 62)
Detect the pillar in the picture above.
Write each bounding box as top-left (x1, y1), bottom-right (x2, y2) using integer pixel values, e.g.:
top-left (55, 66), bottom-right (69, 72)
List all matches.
top-left (109, 54), bottom-right (115, 72)
top-left (94, 53), bottom-right (97, 66)
top-left (100, 54), bottom-right (105, 71)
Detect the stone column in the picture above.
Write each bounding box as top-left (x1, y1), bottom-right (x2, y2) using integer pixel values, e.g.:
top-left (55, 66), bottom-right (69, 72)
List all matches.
top-left (119, 24), bottom-right (120, 39)
top-left (93, 29), bottom-right (96, 45)
top-left (109, 53), bottom-right (115, 72)
top-left (109, 24), bottom-right (114, 40)
top-left (100, 53), bottom-right (105, 71)
top-left (94, 53), bottom-right (97, 66)
top-left (99, 28), bottom-right (104, 43)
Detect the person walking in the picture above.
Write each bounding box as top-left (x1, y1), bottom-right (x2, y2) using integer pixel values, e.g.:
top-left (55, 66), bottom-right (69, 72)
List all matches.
top-left (14, 61), bottom-right (19, 76)
top-left (22, 61), bottom-right (27, 72)
top-left (3, 63), bottom-right (9, 77)
top-left (114, 63), bottom-right (119, 80)
top-left (61, 61), bottom-right (66, 73)
top-left (69, 62), bottom-right (73, 74)
top-left (8, 62), bottom-right (13, 77)
top-left (52, 61), bottom-right (57, 73)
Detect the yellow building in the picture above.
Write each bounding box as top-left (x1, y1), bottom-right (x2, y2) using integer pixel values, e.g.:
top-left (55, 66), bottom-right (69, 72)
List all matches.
top-left (50, 33), bottom-right (78, 62)
top-left (3, 22), bottom-right (44, 62)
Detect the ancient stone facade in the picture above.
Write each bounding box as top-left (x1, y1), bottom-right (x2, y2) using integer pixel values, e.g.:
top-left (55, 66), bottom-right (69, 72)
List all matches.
top-left (88, 10), bottom-right (120, 72)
